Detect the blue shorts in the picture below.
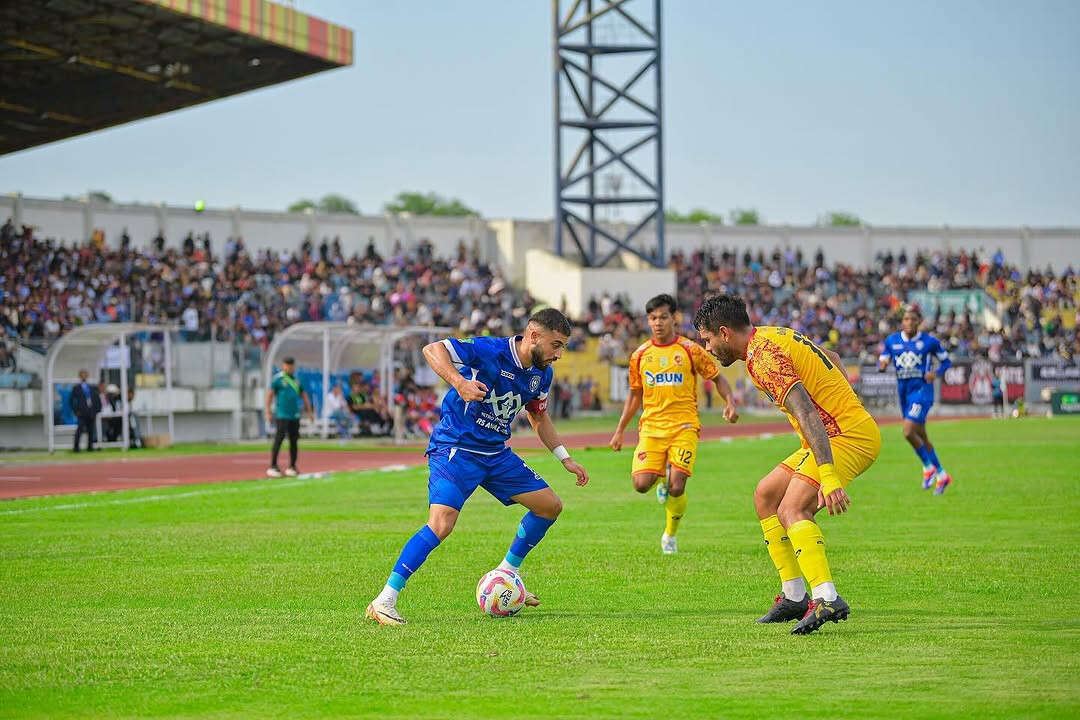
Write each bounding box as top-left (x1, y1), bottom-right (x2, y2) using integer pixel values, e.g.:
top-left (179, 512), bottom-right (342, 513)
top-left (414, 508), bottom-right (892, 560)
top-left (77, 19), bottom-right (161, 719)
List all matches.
top-left (427, 446), bottom-right (549, 510)
top-left (898, 383), bottom-right (934, 424)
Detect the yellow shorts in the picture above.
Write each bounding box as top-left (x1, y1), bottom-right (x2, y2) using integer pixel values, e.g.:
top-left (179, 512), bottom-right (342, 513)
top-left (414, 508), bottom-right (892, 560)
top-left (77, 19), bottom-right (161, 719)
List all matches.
top-left (632, 426), bottom-right (700, 477)
top-left (779, 418), bottom-right (882, 489)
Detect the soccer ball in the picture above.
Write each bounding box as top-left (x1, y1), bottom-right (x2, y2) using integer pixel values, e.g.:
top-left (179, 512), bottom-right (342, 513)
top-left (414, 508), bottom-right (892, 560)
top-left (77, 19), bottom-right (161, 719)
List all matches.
top-left (475, 569), bottom-right (526, 617)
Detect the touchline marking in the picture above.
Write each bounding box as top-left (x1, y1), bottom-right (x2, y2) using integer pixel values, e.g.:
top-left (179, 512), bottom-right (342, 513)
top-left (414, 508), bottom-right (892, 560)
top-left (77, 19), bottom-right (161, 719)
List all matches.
top-left (0, 466), bottom-right (406, 516)
top-left (0, 476), bottom-right (39, 481)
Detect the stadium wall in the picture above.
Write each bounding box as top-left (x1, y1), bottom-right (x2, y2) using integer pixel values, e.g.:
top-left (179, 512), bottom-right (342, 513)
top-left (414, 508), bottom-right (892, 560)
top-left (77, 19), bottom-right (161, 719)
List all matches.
top-left (6, 195), bottom-right (1078, 282)
top-left (0, 195), bottom-right (496, 266)
top-left (524, 249), bottom-right (676, 316)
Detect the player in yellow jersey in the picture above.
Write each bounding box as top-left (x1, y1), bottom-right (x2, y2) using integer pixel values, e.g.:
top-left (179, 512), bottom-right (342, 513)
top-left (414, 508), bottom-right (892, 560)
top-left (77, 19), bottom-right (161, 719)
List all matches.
top-left (610, 294), bottom-right (739, 554)
top-left (694, 294), bottom-right (881, 635)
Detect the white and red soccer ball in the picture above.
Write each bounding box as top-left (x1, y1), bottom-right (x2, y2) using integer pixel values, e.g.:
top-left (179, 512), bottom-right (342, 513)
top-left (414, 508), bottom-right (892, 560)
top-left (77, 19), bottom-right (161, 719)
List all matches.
top-left (475, 569), bottom-right (526, 617)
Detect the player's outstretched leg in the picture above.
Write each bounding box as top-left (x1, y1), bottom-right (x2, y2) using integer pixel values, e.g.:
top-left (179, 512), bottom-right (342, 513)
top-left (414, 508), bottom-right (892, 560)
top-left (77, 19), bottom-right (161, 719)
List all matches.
top-left (496, 488), bottom-right (562, 607)
top-left (755, 467), bottom-right (809, 622)
top-left (367, 505), bottom-right (455, 626)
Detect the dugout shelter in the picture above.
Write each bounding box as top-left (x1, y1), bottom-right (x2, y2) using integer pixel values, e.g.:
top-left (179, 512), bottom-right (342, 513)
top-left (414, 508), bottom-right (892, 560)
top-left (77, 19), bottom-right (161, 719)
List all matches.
top-left (44, 323), bottom-right (177, 453)
top-left (262, 323), bottom-right (454, 439)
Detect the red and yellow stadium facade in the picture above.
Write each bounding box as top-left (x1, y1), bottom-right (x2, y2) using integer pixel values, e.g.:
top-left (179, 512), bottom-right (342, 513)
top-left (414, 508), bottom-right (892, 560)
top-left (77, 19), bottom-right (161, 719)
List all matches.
top-left (139, 0), bottom-right (352, 66)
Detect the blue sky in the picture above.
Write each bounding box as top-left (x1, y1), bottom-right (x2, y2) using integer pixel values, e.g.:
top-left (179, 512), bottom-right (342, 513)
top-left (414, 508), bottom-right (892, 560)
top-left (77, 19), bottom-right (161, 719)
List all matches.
top-left (2, 0), bottom-right (1078, 226)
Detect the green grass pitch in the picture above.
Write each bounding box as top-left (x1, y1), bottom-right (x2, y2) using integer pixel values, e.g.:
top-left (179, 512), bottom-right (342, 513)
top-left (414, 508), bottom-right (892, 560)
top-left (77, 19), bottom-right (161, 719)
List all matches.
top-left (1, 417), bottom-right (1078, 718)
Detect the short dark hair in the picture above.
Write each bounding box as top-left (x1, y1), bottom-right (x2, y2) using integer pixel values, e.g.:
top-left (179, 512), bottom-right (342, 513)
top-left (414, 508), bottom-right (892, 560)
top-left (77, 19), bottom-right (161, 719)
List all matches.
top-left (282, 356), bottom-right (296, 365)
top-left (645, 293), bottom-right (677, 315)
top-left (528, 308), bottom-right (571, 337)
top-left (693, 294), bottom-right (750, 333)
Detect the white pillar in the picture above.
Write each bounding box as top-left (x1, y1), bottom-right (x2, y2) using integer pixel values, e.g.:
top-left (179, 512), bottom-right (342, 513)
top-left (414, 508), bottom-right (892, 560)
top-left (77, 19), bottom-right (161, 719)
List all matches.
top-left (119, 333), bottom-right (129, 453)
top-left (45, 344), bottom-right (54, 454)
top-left (321, 328), bottom-right (330, 439)
top-left (164, 330), bottom-right (174, 441)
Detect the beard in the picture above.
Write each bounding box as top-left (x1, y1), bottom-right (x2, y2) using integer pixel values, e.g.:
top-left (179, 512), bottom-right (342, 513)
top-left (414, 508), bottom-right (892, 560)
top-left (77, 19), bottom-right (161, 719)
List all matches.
top-left (711, 346), bottom-right (737, 366)
top-left (531, 346), bottom-right (550, 369)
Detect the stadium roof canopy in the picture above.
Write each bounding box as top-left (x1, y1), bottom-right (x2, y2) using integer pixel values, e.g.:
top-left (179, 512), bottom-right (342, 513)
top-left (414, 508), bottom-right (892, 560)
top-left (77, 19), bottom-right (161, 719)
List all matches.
top-left (0, 0), bottom-right (353, 155)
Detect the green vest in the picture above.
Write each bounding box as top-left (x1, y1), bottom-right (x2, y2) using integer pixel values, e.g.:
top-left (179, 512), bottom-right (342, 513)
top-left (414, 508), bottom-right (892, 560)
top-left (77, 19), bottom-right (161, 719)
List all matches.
top-left (271, 372), bottom-right (302, 420)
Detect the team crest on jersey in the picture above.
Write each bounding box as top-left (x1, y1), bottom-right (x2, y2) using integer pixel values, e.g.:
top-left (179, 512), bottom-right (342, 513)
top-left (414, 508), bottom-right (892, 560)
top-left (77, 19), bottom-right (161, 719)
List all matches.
top-left (674, 354), bottom-right (683, 365)
top-left (660, 356), bottom-right (669, 368)
top-left (528, 375), bottom-right (541, 392)
top-left (916, 341), bottom-right (924, 350)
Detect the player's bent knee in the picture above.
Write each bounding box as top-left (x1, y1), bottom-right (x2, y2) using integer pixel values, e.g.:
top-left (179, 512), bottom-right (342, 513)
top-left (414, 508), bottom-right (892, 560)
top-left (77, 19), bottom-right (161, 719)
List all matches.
top-left (668, 476), bottom-right (687, 496)
top-left (535, 495), bottom-right (563, 519)
top-left (753, 488), bottom-right (776, 517)
top-left (753, 479), bottom-right (784, 517)
top-left (631, 474), bottom-right (656, 493)
top-left (426, 509), bottom-right (459, 540)
top-left (777, 499), bottom-right (813, 528)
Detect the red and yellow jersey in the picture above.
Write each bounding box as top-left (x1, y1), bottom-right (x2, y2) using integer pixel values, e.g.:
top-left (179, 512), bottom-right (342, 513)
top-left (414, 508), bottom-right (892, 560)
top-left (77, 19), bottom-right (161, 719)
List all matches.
top-left (629, 335), bottom-right (719, 437)
top-left (745, 326), bottom-right (873, 443)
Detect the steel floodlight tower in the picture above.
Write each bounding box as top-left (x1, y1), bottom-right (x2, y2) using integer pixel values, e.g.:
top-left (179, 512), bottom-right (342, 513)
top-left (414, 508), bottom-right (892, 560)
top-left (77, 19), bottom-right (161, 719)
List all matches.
top-left (553, 0), bottom-right (664, 267)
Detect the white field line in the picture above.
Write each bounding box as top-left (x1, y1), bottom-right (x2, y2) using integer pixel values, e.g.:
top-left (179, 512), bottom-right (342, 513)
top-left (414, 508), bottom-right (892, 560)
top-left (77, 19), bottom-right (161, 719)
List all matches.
top-left (0, 466), bottom-right (408, 517)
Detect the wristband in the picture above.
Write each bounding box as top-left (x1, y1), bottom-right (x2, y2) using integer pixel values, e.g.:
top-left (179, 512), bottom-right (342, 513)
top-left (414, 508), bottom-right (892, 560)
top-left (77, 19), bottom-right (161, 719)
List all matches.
top-left (553, 445), bottom-right (570, 462)
top-left (818, 463), bottom-right (842, 495)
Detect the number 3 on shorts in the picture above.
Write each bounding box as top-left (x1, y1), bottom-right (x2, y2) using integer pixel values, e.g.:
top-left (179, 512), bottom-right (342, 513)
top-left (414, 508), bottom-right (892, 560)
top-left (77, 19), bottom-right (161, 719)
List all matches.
top-left (909, 402), bottom-right (922, 417)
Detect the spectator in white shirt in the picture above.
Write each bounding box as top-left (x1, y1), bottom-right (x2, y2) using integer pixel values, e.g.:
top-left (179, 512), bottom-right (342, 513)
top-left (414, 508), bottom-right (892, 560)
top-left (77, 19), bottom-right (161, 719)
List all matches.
top-left (324, 384), bottom-right (352, 441)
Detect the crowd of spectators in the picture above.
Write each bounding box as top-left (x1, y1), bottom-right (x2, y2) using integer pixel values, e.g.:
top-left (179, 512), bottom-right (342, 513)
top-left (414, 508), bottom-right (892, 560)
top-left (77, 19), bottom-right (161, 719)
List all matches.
top-left (1, 218), bottom-right (536, 352)
top-left (3, 217), bottom-right (1077, 413)
top-left (585, 246), bottom-right (1079, 365)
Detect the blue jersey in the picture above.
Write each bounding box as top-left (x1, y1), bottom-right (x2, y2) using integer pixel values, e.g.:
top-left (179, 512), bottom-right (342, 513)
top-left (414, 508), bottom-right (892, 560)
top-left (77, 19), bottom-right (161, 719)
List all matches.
top-left (428, 335), bottom-right (553, 455)
top-left (880, 332), bottom-right (952, 423)
top-left (879, 331), bottom-right (951, 386)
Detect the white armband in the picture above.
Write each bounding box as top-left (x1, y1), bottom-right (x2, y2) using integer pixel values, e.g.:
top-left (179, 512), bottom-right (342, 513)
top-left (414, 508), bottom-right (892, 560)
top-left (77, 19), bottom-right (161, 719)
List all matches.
top-left (552, 445), bottom-right (570, 462)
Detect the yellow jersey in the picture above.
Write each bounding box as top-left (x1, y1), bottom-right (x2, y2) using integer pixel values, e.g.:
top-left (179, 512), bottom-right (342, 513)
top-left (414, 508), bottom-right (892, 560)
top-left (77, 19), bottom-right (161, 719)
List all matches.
top-left (744, 326), bottom-right (873, 443)
top-left (629, 335), bottom-right (719, 437)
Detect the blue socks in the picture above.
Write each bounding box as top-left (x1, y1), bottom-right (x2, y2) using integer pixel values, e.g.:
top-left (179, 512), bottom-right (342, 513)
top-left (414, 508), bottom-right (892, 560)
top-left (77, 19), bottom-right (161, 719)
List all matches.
top-left (926, 446), bottom-right (944, 473)
top-left (387, 525), bottom-right (441, 591)
top-left (915, 444), bottom-right (934, 469)
top-left (504, 511), bottom-right (556, 568)
top-left (383, 512), bottom-right (557, 602)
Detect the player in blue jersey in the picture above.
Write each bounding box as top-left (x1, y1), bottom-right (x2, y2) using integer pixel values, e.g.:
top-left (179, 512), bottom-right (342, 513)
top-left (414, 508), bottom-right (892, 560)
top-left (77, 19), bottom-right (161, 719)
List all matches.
top-left (366, 309), bottom-right (590, 625)
top-left (878, 307), bottom-right (953, 494)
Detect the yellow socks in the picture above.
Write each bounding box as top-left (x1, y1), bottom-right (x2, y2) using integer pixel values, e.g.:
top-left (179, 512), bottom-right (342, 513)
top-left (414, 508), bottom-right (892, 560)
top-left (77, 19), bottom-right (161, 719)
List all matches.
top-left (760, 514), bottom-right (801, 583)
top-left (664, 492), bottom-right (687, 536)
top-left (787, 519), bottom-right (833, 588)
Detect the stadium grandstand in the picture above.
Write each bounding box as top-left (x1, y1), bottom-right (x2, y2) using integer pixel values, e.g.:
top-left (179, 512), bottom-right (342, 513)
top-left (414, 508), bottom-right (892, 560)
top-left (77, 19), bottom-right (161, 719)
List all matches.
top-left (2, 208), bottom-right (1077, 448)
top-left (0, 0), bottom-right (351, 155)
